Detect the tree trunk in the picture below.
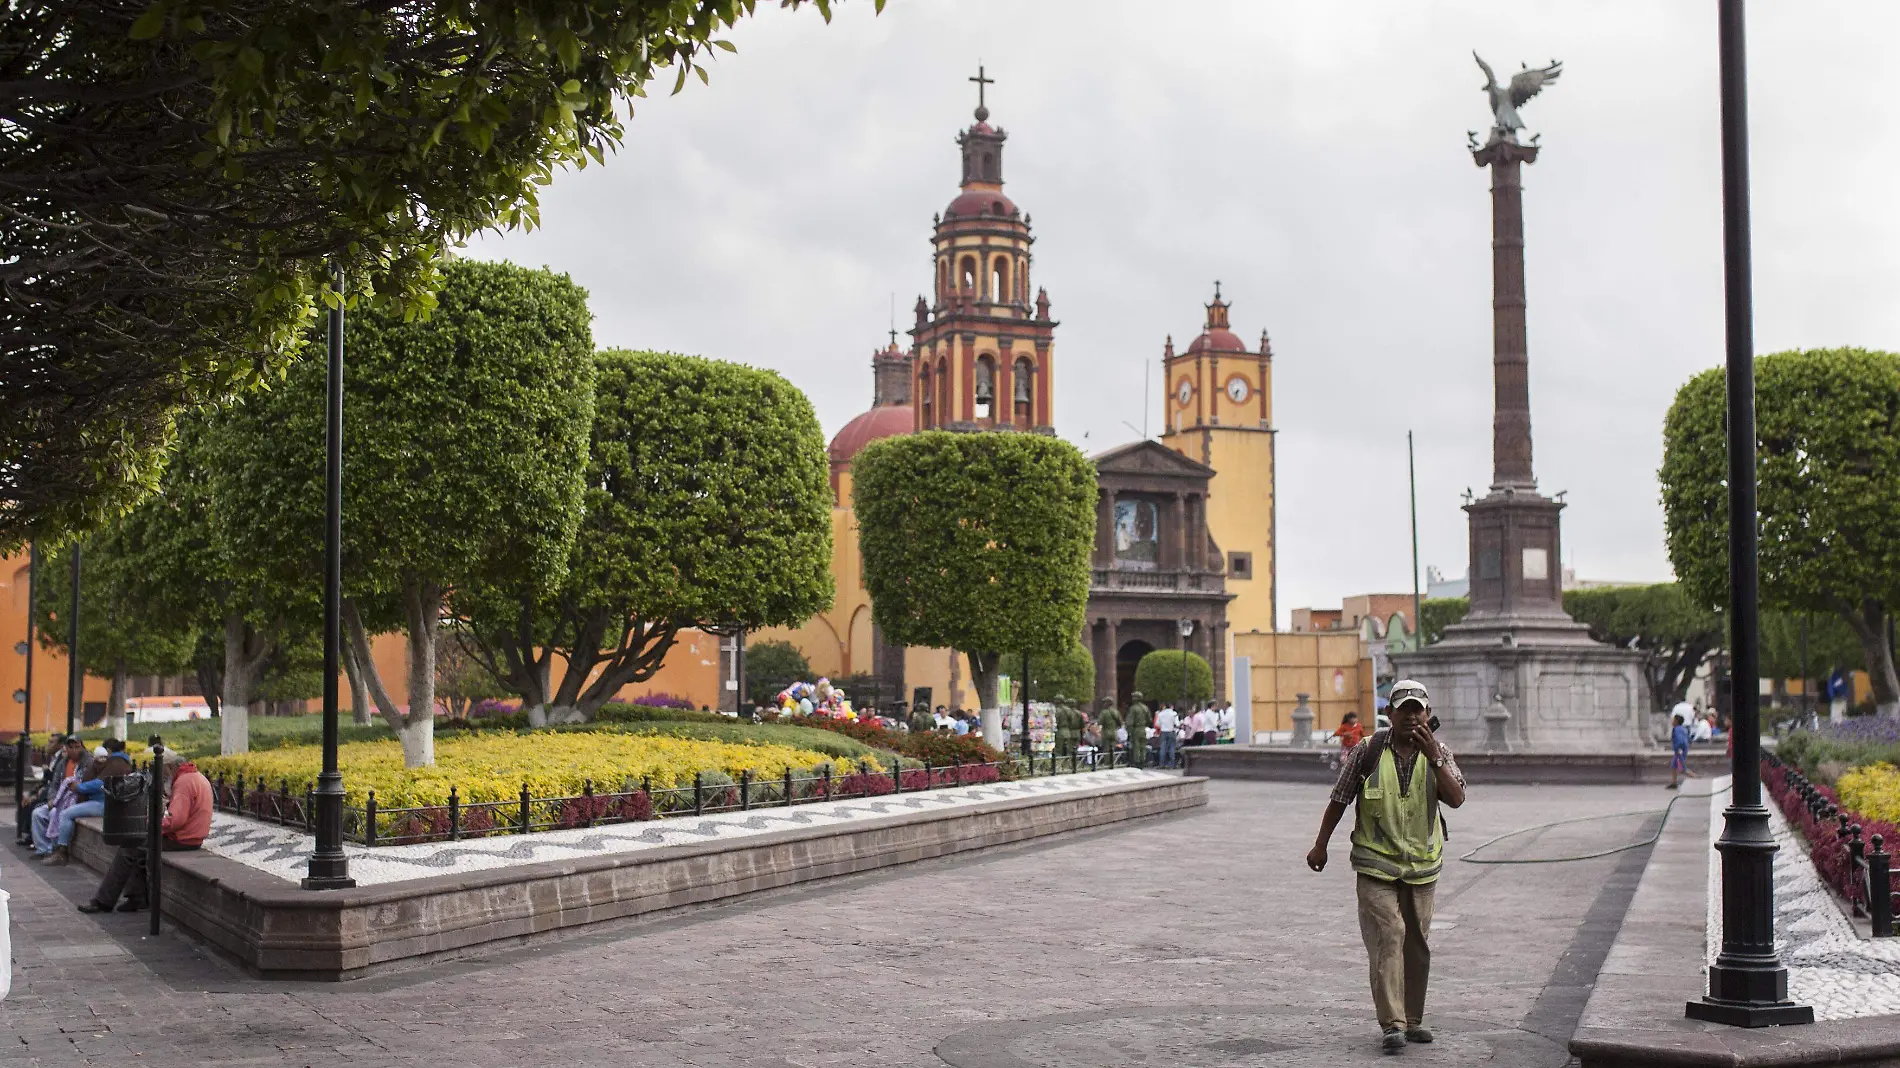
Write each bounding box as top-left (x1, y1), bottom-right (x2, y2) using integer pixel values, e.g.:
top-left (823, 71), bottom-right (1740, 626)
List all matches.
top-left (107, 662), bottom-right (128, 741)
top-left (967, 650), bottom-right (1002, 749)
top-left (193, 658), bottom-right (222, 719)
top-left (341, 638), bottom-right (372, 726)
top-left (343, 598), bottom-right (422, 759)
top-left (1831, 597), bottom-right (1900, 717)
top-left (400, 583), bottom-right (442, 768)
top-left (220, 611), bottom-right (271, 755)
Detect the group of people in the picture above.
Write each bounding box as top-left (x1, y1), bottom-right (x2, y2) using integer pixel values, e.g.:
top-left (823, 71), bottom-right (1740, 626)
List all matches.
top-left (12, 732), bottom-right (216, 915)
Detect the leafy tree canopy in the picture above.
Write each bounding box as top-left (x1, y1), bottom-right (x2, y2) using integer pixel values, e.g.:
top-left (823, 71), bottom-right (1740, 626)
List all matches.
top-left (852, 430), bottom-right (1096, 742)
top-left (1025, 640), bottom-right (1094, 706)
top-left (1419, 597), bottom-right (1469, 645)
top-left (2, 0), bottom-right (876, 548)
top-left (210, 258), bottom-right (598, 763)
top-left (1661, 348), bottom-right (1900, 715)
top-left (1133, 650), bottom-right (1213, 707)
top-left (1564, 583), bottom-right (1720, 712)
top-left (459, 349), bottom-right (833, 720)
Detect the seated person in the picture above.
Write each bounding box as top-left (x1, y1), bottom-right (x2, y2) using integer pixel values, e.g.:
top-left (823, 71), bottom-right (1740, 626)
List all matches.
top-left (81, 752), bottom-right (211, 914)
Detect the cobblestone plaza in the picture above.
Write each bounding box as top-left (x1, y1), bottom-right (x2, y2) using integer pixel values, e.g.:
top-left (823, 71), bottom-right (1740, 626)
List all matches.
top-left (6, 780), bottom-right (1684, 1067)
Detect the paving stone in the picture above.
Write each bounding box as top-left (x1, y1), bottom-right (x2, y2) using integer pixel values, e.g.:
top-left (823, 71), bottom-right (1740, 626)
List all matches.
top-left (5, 781), bottom-right (1722, 1066)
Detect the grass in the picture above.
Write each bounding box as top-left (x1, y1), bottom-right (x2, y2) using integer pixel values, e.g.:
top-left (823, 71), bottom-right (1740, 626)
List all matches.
top-left (1775, 718), bottom-right (1900, 784)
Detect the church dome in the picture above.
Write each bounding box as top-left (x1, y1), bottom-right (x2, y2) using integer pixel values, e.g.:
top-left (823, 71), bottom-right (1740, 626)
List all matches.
top-left (829, 405), bottom-right (914, 469)
top-left (945, 188), bottom-right (1017, 219)
top-left (1186, 328), bottom-right (1248, 354)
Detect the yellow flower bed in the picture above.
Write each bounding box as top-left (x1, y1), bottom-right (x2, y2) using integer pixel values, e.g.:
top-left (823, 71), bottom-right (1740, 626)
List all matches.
top-left (197, 732), bottom-right (848, 809)
top-left (1839, 762), bottom-right (1900, 825)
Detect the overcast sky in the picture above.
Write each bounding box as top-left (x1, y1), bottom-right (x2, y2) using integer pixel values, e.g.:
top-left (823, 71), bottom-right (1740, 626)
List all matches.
top-left (463, 0), bottom-right (1900, 628)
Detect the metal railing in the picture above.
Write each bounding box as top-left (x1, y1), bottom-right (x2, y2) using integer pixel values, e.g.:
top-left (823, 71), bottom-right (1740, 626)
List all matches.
top-left (208, 750), bottom-right (1138, 848)
top-left (1766, 752), bottom-right (1895, 937)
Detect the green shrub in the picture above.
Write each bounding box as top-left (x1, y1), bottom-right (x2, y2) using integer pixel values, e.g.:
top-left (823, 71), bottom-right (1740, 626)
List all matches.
top-left (1133, 650), bottom-right (1213, 705)
top-left (595, 703), bottom-right (730, 725)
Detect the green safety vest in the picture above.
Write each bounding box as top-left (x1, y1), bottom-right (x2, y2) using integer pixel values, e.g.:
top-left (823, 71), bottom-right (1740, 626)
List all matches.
top-left (1348, 744), bottom-right (1444, 885)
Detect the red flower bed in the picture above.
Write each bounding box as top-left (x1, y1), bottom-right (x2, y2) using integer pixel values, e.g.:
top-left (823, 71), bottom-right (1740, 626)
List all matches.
top-left (798, 716), bottom-right (1005, 769)
top-left (1763, 755), bottom-right (1899, 912)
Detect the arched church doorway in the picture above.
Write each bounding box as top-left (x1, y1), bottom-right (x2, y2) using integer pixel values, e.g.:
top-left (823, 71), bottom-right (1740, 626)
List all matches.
top-left (1116, 639), bottom-right (1155, 711)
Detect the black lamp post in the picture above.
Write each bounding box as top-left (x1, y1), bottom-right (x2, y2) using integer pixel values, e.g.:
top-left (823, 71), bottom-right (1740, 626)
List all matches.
top-left (1684, 0), bottom-right (1810, 1028)
top-left (304, 265), bottom-right (354, 891)
top-left (13, 544), bottom-right (35, 810)
top-left (1176, 618), bottom-right (1194, 709)
top-left (66, 542), bottom-right (80, 734)
top-left (1020, 651), bottom-right (1031, 759)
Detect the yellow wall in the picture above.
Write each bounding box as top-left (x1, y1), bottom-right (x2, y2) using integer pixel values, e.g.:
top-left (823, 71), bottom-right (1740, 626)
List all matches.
top-left (1233, 630), bottom-right (1369, 735)
top-left (1198, 428), bottom-right (1276, 634)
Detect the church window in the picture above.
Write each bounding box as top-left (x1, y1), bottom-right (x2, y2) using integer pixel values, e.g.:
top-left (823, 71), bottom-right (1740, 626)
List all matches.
top-left (960, 256), bottom-right (977, 293)
top-left (1113, 499), bottom-right (1161, 571)
top-left (991, 257), bottom-right (1009, 304)
top-left (974, 356), bottom-right (996, 420)
top-left (937, 356), bottom-right (950, 423)
top-left (1013, 356), bottom-right (1034, 422)
top-left (1228, 552), bottom-right (1254, 580)
top-left (919, 366), bottom-right (933, 427)
top-left (982, 152), bottom-right (995, 179)
top-left (938, 259), bottom-right (949, 299)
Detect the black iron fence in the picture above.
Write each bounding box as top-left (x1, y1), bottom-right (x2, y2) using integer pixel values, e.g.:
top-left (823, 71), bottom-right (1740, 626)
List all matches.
top-left (209, 750), bottom-right (1138, 848)
top-left (1767, 752), bottom-right (1895, 938)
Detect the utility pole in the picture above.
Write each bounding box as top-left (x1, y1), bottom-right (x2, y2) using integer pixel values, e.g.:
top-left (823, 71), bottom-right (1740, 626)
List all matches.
top-left (1408, 431), bottom-right (1422, 644)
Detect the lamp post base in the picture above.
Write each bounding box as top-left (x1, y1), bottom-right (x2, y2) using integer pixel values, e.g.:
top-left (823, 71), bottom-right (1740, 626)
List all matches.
top-left (301, 855), bottom-right (356, 891)
top-left (1684, 996), bottom-right (1813, 1028)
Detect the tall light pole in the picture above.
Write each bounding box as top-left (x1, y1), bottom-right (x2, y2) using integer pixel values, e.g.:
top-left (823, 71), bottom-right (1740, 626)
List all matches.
top-left (1020, 651), bottom-right (1032, 759)
top-left (1408, 431), bottom-right (1421, 646)
top-left (13, 544), bottom-right (35, 812)
top-left (304, 264), bottom-right (354, 891)
top-left (65, 543), bottom-right (80, 734)
top-left (1685, 0), bottom-right (1810, 1028)
top-left (1176, 618), bottom-right (1195, 710)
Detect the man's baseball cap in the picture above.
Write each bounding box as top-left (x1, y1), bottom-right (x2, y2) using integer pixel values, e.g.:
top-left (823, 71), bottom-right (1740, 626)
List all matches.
top-left (1391, 680), bottom-right (1431, 710)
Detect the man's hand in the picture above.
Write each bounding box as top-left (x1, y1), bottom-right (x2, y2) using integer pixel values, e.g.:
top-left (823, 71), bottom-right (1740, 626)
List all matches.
top-left (1306, 843), bottom-right (1327, 872)
top-left (1405, 719), bottom-right (1442, 760)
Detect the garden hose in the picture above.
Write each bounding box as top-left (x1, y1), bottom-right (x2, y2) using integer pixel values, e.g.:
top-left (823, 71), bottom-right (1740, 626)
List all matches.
top-left (1458, 783), bottom-right (1731, 865)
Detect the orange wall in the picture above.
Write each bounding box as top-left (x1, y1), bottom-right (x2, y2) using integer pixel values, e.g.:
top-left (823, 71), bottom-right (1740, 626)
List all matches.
top-left (0, 551), bottom-right (114, 735)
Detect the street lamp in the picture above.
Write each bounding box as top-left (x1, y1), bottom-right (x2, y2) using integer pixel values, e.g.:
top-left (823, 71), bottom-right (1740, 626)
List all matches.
top-left (304, 264), bottom-right (354, 891)
top-left (66, 542), bottom-right (80, 734)
top-left (1176, 618), bottom-right (1195, 709)
top-left (1684, 0), bottom-right (1809, 1027)
top-left (14, 544), bottom-right (34, 813)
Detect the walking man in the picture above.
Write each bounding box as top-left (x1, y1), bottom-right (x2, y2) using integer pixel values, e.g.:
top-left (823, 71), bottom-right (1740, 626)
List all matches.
top-left (1305, 679), bottom-right (1465, 1053)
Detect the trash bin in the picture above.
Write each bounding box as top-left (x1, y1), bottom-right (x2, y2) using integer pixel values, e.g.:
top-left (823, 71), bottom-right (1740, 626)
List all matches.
top-left (102, 770), bottom-right (150, 846)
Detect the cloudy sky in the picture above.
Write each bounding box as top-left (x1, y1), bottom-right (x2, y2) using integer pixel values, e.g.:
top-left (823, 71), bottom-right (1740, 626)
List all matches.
top-left (464, 0), bottom-right (1900, 627)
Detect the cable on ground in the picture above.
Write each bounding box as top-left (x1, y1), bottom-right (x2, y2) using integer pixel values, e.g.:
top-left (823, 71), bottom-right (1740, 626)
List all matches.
top-left (1456, 783), bottom-right (1731, 865)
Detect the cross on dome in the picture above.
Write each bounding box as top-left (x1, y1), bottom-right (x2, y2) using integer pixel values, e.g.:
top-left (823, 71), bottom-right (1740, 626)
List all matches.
top-left (970, 64), bottom-right (994, 122)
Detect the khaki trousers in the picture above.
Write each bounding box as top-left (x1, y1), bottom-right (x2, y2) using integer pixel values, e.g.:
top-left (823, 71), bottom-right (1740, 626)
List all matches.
top-left (1355, 872), bottom-right (1436, 1030)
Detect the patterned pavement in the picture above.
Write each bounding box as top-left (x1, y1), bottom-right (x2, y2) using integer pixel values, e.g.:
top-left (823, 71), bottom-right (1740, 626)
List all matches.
top-left (203, 767), bottom-right (1172, 885)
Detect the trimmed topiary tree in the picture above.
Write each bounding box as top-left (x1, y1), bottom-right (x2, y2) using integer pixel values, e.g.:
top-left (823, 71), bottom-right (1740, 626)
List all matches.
top-left (1134, 650), bottom-right (1214, 707)
top-left (853, 431), bottom-right (1096, 749)
top-left (1661, 347), bottom-right (1900, 717)
top-left (1027, 640), bottom-right (1094, 706)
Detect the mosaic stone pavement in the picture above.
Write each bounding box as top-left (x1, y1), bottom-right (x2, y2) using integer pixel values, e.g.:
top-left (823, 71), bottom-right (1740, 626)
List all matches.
top-left (203, 766), bottom-right (1174, 885)
top-left (1706, 778), bottom-right (1900, 1020)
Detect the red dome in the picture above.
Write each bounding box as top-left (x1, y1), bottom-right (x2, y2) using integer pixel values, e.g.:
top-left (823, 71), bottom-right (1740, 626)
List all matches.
top-left (829, 405), bottom-right (914, 467)
top-left (1186, 329), bottom-right (1248, 354)
top-left (945, 188), bottom-right (1017, 219)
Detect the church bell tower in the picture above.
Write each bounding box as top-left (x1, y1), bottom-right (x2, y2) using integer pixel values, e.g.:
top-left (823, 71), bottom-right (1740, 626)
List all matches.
top-left (912, 67), bottom-right (1057, 433)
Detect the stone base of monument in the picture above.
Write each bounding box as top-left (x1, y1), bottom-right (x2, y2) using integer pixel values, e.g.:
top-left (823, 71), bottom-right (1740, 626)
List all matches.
top-left (1391, 610), bottom-right (1652, 753)
top-left (1184, 744), bottom-right (1731, 785)
top-left (69, 769), bottom-right (1203, 981)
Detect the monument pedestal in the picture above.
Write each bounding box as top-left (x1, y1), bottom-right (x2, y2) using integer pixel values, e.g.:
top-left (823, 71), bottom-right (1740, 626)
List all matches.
top-left (1393, 489), bottom-right (1648, 752)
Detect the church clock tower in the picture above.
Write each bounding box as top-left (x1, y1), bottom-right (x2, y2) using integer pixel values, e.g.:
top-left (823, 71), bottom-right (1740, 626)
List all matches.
top-left (1159, 284), bottom-right (1278, 633)
top-left (912, 68), bottom-right (1057, 433)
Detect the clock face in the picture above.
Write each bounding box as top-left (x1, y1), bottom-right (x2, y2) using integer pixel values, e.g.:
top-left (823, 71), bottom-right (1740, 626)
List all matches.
top-left (1176, 379), bottom-right (1193, 407)
top-left (1226, 376), bottom-right (1250, 404)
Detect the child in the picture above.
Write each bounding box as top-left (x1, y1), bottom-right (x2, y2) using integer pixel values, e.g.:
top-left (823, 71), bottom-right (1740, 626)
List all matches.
top-left (1668, 714), bottom-right (1697, 789)
top-left (1330, 711), bottom-right (1365, 750)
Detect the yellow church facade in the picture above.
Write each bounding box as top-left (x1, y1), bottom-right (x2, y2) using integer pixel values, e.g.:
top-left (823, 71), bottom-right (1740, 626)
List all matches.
top-left (757, 82), bottom-right (1277, 713)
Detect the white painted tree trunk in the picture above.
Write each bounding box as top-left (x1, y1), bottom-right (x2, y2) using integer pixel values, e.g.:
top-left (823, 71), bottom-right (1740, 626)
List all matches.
top-left (399, 717), bottom-right (434, 767)
top-left (220, 613), bottom-right (259, 755)
top-left (979, 706), bottom-right (1003, 750)
top-left (968, 651), bottom-right (1003, 750)
top-left (106, 666), bottom-right (127, 742)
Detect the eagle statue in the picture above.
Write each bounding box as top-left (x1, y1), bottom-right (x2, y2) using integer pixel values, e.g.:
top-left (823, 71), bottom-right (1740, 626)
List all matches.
top-left (1475, 52), bottom-right (1561, 144)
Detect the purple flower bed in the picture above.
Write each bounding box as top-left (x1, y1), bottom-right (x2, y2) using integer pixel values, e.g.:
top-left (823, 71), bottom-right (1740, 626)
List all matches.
top-left (625, 692), bottom-right (696, 710)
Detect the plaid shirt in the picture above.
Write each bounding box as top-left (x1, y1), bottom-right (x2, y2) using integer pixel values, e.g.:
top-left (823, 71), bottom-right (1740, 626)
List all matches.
top-left (1328, 728), bottom-right (1465, 807)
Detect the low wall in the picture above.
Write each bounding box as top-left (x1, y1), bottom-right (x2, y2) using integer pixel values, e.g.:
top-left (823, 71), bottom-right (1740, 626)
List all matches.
top-left (73, 773), bottom-right (1204, 981)
top-left (1183, 744), bottom-right (1734, 785)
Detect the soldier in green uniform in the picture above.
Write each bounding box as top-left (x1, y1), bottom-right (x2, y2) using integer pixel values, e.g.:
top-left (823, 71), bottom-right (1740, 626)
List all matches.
top-left (1095, 697), bottom-right (1124, 766)
top-left (1052, 695), bottom-right (1085, 758)
top-left (1124, 691), bottom-right (1152, 767)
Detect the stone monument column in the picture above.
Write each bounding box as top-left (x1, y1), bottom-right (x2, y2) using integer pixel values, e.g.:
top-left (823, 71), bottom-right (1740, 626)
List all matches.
top-left (1479, 139), bottom-right (1538, 490)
